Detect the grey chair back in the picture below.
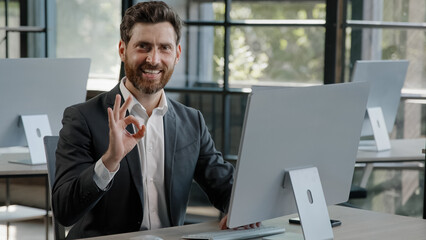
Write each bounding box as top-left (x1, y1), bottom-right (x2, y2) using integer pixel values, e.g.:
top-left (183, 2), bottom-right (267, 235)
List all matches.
top-left (43, 136), bottom-right (66, 240)
top-left (423, 145), bottom-right (426, 219)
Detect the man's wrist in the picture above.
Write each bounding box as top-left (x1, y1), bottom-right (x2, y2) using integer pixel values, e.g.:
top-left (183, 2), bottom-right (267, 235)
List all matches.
top-left (102, 152), bottom-right (120, 172)
top-left (93, 159), bottom-right (119, 190)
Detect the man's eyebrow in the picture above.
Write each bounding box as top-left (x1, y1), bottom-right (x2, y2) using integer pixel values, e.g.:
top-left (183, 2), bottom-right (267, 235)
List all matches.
top-left (132, 40), bottom-right (174, 48)
top-left (133, 41), bottom-right (151, 47)
top-left (161, 42), bottom-right (174, 47)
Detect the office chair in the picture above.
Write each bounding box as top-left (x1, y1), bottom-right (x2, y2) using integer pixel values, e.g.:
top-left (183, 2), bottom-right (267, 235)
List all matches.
top-left (43, 136), bottom-right (66, 240)
top-left (423, 145), bottom-right (426, 219)
top-left (349, 185), bottom-right (367, 199)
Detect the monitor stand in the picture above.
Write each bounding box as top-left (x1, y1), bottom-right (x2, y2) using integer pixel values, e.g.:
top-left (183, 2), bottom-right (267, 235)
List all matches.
top-left (283, 167), bottom-right (334, 240)
top-left (359, 107), bottom-right (391, 152)
top-left (8, 115), bottom-right (52, 165)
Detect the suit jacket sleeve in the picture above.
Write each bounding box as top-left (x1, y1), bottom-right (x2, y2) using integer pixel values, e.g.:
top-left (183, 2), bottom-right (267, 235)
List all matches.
top-left (52, 105), bottom-right (108, 227)
top-left (193, 110), bottom-right (234, 214)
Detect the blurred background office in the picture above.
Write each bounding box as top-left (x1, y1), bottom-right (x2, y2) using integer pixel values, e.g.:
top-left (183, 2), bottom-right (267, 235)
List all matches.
top-left (0, 0), bottom-right (425, 239)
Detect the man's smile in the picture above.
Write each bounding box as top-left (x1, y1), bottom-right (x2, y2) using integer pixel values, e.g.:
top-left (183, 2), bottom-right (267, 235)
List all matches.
top-left (142, 69), bottom-right (161, 74)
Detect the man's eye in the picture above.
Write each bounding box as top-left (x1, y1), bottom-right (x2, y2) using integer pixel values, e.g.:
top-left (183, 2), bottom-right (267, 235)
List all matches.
top-left (139, 44), bottom-right (149, 50)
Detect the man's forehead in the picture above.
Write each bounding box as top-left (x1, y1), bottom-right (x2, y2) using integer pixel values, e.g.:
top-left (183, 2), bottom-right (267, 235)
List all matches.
top-left (129, 22), bottom-right (177, 44)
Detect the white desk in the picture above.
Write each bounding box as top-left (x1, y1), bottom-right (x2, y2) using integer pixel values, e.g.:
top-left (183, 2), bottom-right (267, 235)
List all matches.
top-left (357, 138), bottom-right (425, 163)
top-left (82, 205), bottom-right (426, 240)
top-left (356, 138), bottom-right (426, 219)
top-left (0, 157), bottom-right (49, 240)
top-left (356, 138), bottom-right (425, 188)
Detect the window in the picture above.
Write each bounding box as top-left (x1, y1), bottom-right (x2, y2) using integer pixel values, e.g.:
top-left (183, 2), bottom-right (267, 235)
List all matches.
top-left (56, 0), bottom-right (121, 92)
top-left (164, 0), bottom-right (328, 157)
top-left (343, 0), bottom-right (426, 139)
top-left (2, 0), bottom-right (424, 157)
top-left (0, 0), bottom-right (48, 58)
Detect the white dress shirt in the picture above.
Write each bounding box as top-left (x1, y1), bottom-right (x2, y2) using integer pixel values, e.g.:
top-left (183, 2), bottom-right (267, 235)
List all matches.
top-left (93, 78), bottom-right (170, 230)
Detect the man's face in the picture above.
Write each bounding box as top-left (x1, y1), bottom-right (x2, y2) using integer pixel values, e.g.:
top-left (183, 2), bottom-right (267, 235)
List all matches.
top-left (119, 22), bottom-right (181, 94)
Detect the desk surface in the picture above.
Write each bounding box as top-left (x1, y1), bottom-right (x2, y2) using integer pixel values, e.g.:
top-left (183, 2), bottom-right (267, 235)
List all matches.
top-left (0, 151), bottom-right (49, 229)
top-left (83, 205), bottom-right (426, 240)
top-left (0, 158), bottom-right (47, 177)
top-left (0, 147), bottom-right (47, 176)
top-left (356, 138), bottom-right (425, 163)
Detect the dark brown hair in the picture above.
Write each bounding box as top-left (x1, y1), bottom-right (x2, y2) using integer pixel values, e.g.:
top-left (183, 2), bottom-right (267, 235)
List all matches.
top-left (120, 1), bottom-right (182, 45)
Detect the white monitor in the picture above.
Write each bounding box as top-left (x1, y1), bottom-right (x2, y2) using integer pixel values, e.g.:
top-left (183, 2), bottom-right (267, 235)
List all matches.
top-left (351, 60), bottom-right (408, 138)
top-left (227, 82), bottom-right (369, 233)
top-left (0, 58), bottom-right (90, 164)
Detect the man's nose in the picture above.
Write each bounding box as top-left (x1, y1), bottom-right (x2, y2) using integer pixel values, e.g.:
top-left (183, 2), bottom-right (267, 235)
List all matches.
top-left (146, 49), bottom-right (160, 65)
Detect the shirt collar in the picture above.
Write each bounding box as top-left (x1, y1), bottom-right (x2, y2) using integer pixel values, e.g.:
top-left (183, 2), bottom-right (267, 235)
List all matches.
top-left (119, 77), bottom-right (168, 117)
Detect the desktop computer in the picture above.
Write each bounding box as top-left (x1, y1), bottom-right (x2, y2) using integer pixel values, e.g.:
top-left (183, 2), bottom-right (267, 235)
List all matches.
top-left (352, 60), bottom-right (409, 151)
top-left (0, 58), bottom-right (90, 164)
top-left (183, 82), bottom-right (370, 240)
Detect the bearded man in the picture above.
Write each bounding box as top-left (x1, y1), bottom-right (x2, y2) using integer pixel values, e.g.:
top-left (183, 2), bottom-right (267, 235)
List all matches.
top-left (52, 2), bottom-right (234, 239)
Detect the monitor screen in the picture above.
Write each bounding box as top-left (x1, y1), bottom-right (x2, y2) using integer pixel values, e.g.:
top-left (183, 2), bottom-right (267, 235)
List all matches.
top-left (0, 58), bottom-right (90, 148)
top-left (227, 82), bottom-right (369, 228)
top-left (351, 60), bottom-right (408, 137)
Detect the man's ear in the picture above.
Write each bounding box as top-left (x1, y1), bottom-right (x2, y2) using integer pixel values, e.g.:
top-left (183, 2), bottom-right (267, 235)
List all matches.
top-left (118, 40), bottom-right (126, 62)
top-left (175, 44), bottom-right (182, 64)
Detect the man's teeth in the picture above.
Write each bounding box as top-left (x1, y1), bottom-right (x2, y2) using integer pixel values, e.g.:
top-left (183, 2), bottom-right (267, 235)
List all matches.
top-left (144, 69), bottom-right (160, 74)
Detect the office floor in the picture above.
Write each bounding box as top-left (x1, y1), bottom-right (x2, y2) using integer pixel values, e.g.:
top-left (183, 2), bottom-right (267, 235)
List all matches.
top-left (0, 164), bottom-right (424, 240)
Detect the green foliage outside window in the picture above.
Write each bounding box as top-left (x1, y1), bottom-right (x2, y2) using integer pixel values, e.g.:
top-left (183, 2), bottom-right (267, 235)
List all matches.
top-left (212, 2), bottom-right (326, 84)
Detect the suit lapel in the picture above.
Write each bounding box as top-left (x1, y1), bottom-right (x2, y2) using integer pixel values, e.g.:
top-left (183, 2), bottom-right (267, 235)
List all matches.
top-left (125, 124), bottom-right (144, 206)
top-left (105, 83), bottom-right (121, 108)
top-left (164, 98), bottom-right (177, 224)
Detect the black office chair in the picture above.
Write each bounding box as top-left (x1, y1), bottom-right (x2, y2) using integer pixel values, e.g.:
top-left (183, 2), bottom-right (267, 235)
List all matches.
top-left (349, 185), bottom-right (367, 199)
top-left (43, 136), bottom-right (66, 240)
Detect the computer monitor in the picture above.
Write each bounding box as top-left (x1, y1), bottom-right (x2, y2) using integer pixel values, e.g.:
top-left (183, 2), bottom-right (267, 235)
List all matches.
top-left (0, 58), bottom-right (90, 164)
top-left (226, 82), bottom-right (369, 235)
top-left (351, 60), bottom-right (408, 150)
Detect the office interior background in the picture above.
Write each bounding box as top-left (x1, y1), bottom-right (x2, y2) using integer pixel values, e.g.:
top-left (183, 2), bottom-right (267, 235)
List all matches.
top-left (1, 0), bottom-right (425, 239)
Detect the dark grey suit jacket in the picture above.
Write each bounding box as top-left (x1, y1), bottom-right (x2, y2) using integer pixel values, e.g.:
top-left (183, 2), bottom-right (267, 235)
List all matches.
top-left (52, 83), bottom-right (234, 239)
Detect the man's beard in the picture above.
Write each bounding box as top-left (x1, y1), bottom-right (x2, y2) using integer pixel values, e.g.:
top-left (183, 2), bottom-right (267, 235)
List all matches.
top-left (124, 59), bottom-right (174, 95)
